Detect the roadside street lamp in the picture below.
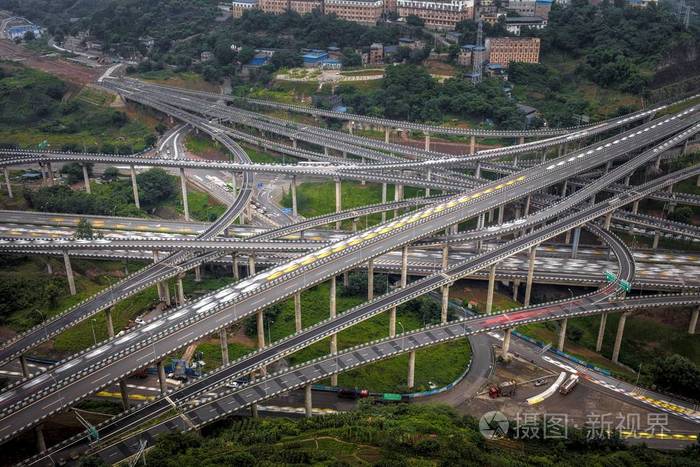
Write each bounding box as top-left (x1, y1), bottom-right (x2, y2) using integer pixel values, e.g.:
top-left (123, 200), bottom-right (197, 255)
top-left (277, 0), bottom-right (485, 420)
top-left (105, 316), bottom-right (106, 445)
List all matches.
top-left (90, 318), bottom-right (97, 345)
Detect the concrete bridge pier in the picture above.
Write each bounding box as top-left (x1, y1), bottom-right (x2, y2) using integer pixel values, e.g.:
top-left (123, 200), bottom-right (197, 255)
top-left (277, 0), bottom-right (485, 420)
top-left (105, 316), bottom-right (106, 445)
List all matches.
top-left (335, 178), bottom-right (342, 229)
top-left (294, 292), bottom-right (302, 332)
top-left (655, 155), bottom-right (662, 170)
top-left (519, 136), bottom-right (525, 145)
top-left (176, 274), bottom-right (185, 305)
top-left (105, 307), bottom-right (115, 338)
top-left (470, 135), bottom-right (476, 154)
top-left (367, 259), bottom-right (374, 301)
top-left (157, 361), bottom-right (167, 395)
top-left (82, 163), bottom-right (91, 194)
top-left (291, 175), bottom-right (298, 217)
top-left (324, 146), bottom-right (329, 156)
top-left (385, 127), bottom-right (390, 143)
top-left (130, 165), bottom-right (140, 209)
top-left (220, 329), bottom-right (229, 365)
top-left (232, 253), bottom-right (240, 280)
top-left (194, 266), bottom-right (202, 282)
top-left (441, 284), bottom-right (451, 324)
top-left (62, 251), bottom-right (76, 296)
top-left (291, 137), bottom-right (297, 149)
top-left (35, 425), bottom-right (46, 453)
top-left (689, 308), bottom-right (699, 334)
top-left (46, 162), bottom-right (54, 185)
top-left (407, 350), bottom-right (416, 389)
top-left (612, 312), bottom-right (630, 363)
top-left (20, 355), bottom-right (30, 377)
top-left (564, 229), bottom-right (571, 244)
top-left (486, 263), bottom-right (497, 314)
top-left (557, 318), bottom-right (568, 351)
top-left (561, 180), bottom-right (568, 197)
top-left (3, 167), bottom-right (12, 198)
top-left (304, 384), bottom-right (313, 418)
top-left (596, 312), bottom-right (608, 352)
top-left (330, 275), bottom-right (338, 386)
top-left (524, 194), bottom-right (531, 216)
top-left (524, 245), bottom-right (538, 306)
top-left (652, 231), bottom-right (660, 249)
top-left (624, 174), bottom-right (631, 186)
top-left (632, 200), bottom-right (639, 214)
top-left (46, 257), bottom-right (53, 275)
top-left (604, 212), bottom-right (613, 231)
top-left (179, 168), bottom-right (190, 221)
top-left (119, 380), bottom-right (130, 410)
top-left (501, 328), bottom-right (512, 360)
top-left (230, 172), bottom-right (237, 195)
top-left (426, 169), bottom-right (431, 197)
top-left (381, 183), bottom-right (387, 222)
top-left (475, 162), bottom-right (481, 178)
top-left (571, 227), bottom-right (581, 259)
top-left (541, 150), bottom-right (547, 163)
top-left (512, 154), bottom-right (518, 168)
top-left (424, 132), bottom-right (431, 151)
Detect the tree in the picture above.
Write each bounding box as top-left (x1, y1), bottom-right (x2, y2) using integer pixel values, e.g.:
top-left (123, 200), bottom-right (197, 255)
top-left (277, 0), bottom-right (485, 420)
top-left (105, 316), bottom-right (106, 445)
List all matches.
top-left (136, 168), bottom-right (176, 210)
top-left (60, 162), bottom-right (92, 185)
top-left (405, 15), bottom-right (425, 27)
top-left (75, 218), bottom-right (94, 239)
top-left (650, 354), bottom-right (700, 400)
top-left (23, 30), bottom-right (36, 41)
top-left (341, 48), bottom-right (362, 67)
top-left (102, 167), bottom-right (120, 182)
top-left (669, 206), bottom-right (693, 224)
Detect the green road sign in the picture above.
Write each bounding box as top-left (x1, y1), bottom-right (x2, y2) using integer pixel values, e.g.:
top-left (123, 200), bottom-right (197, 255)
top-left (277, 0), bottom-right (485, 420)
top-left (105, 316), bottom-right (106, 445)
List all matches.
top-left (382, 393), bottom-right (402, 401)
top-left (37, 140), bottom-right (49, 150)
top-left (604, 271), bottom-right (617, 282)
top-left (619, 280), bottom-right (631, 292)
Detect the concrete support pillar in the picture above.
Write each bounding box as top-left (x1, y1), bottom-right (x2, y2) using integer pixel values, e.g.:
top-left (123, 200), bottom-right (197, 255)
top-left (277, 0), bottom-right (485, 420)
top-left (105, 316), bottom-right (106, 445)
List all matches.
top-left (624, 174), bottom-right (631, 186)
top-left (335, 178), bottom-right (342, 229)
top-left (82, 164), bottom-right (91, 194)
top-left (612, 312), bottom-right (629, 363)
top-left (230, 172), bottom-right (237, 196)
top-left (248, 255), bottom-right (256, 276)
top-left (696, 174), bottom-right (700, 188)
top-left (119, 379), bottom-right (129, 410)
top-left (400, 245), bottom-right (408, 288)
top-left (292, 138), bottom-right (297, 149)
top-left (512, 154), bottom-right (519, 168)
top-left (632, 201), bottom-right (639, 214)
top-left (655, 155), bottom-right (661, 170)
top-left (19, 355), bottom-right (30, 378)
top-left (407, 350), bottom-right (416, 389)
top-left (486, 263), bottom-right (497, 313)
top-left (176, 275), bottom-right (185, 305)
top-left (105, 307), bottom-right (115, 338)
top-left (130, 165), bottom-right (140, 209)
top-left (46, 163), bottom-right (53, 185)
top-left (426, 169), bottom-right (431, 197)
top-left (475, 162), bottom-right (481, 179)
top-left (689, 308), bottom-right (699, 335)
top-left (652, 231), bottom-right (660, 249)
top-left (179, 168), bottom-right (189, 221)
top-left (324, 146), bottom-right (329, 156)
top-left (35, 425), bottom-right (46, 453)
top-left (470, 135), bottom-right (476, 154)
top-left (488, 209), bottom-right (494, 224)
top-left (518, 136), bottom-right (525, 145)
top-left (232, 253), bottom-right (240, 281)
top-left (220, 328), bottom-right (229, 365)
top-left (329, 275), bottom-right (338, 385)
top-left (564, 229), bottom-right (571, 244)
top-left (294, 292), bottom-right (302, 332)
top-left (557, 318), bottom-right (568, 351)
top-left (3, 167), bottom-right (12, 198)
top-left (291, 175), bottom-right (298, 217)
top-left (304, 384), bottom-right (312, 418)
top-left (524, 245), bottom-right (537, 307)
top-left (157, 360), bottom-right (167, 395)
top-left (62, 251), bottom-right (76, 296)
top-left (497, 205), bottom-right (504, 225)
top-left (424, 133), bottom-right (430, 151)
top-left (381, 183), bottom-right (387, 222)
top-left (194, 266), bottom-right (202, 282)
top-left (604, 212), bottom-right (613, 231)
top-left (257, 310), bottom-right (265, 349)
top-left (162, 280), bottom-right (171, 306)
top-left (561, 180), bottom-right (568, 197)
top-left (596, 312), bottom-right (608, 352)
top-left (605, 160), bottom-right (612, 174)
top-left (571, 227), bottom-right (581, 259)
top-left (524, 195), bottom-right (531, 217)
top-left (441, 245), bottom-right (449, 271)
top-left (501, 328), bottom-right (512, 360)
top-left (367, 259), bottom-right (374, 301)
top-left (385, 127), bottom-right (390, 143)
top-left (512, 280), bottom-right (520, 301)
top-left (441, 285), bottom-right (450, 324)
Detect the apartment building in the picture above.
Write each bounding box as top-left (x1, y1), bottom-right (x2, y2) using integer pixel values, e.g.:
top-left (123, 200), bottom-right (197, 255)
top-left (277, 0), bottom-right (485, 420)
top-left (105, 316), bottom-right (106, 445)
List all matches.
top-left (232, 0), bottom-right (258, 17)
top-left (485, 36), bottom-right (540, 67)
top-left (397, 0), bottom-right (474, 30)
top-left (325, 0), bottom-right (384, 24)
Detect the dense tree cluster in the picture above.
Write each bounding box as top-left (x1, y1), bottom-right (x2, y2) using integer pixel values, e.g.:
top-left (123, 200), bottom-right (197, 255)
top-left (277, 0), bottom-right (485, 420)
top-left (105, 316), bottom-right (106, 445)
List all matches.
top-left (338, 65), bottom-right (523, 127)
top-left (651, 354), bottom-right (700, 400)
top-left (83, 404), bottom-right (700, 467)
top-left (0, 273), bottom-right (64, 324)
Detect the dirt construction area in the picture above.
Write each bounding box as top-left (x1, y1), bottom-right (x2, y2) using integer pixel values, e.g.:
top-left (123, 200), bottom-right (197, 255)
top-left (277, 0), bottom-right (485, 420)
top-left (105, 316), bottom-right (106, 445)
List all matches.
top-left (0, 40), bottom-right (102, 85)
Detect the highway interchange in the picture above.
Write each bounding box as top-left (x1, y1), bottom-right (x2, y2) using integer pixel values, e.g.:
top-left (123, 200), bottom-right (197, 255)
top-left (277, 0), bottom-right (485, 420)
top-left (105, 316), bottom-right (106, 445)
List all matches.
top-left (1, 71), bottom-right (699, 465)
